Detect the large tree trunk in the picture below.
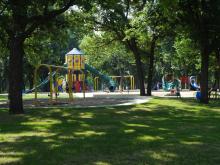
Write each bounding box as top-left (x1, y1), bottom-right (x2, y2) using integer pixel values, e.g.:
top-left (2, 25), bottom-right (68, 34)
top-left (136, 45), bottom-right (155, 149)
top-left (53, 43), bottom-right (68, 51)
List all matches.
top-left (200, 44), bottom-right (209, 104)
top-left (29, 76), bottom-right (34, 90)
top-left (147, 36), bottom-right (157, 96)
top-left (216, 49), bottom-right (220, 89)
top-left (128, 39), bottom-right (146, 96)
top-left (26, 64), bottom-right (35, 90)
top-left (8, 37), bottom-right (24, 114)
top-left (119, 73), bottom-right (124, 92)
top-left (134, 54), bottom-right (146, 96)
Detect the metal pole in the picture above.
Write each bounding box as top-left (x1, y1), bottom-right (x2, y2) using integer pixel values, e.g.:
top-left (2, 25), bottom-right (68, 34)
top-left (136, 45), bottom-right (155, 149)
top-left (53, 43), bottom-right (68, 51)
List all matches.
top-left (94, 77), bottom-right (96, 91)
top-left (34, 66), bottom-right (38, 105)
top-left (49, 66), bottom-right (53, 104)
top-left (55, 68), bottom-right (59, 103)
top-left (132, 76), bottom-right (134, 90)
top-left (83, 71), bottom-right (86, 99)
top-left (68, 69), bottom-right (73, 102)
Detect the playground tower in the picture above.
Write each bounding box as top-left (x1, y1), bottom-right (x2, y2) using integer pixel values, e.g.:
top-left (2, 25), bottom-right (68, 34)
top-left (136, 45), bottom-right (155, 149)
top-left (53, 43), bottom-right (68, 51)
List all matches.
top-left (65, 48), bottom-right (85, 92)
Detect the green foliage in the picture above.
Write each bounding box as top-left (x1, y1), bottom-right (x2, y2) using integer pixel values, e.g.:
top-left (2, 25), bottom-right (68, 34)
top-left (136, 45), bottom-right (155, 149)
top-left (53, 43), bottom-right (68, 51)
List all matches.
top-left (80, 33), bottom-right (134, 75)
top-left (154, 34), bottom-right (201, 78)
top-left (155, 37), bottom-right (176, 75)
top-left (173, 35), bottom-right (201, 75)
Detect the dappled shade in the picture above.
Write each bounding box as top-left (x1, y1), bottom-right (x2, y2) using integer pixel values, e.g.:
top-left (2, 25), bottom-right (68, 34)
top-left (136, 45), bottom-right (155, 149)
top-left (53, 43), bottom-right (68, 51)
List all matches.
top-left (0, 98), bottom-right (220, 164)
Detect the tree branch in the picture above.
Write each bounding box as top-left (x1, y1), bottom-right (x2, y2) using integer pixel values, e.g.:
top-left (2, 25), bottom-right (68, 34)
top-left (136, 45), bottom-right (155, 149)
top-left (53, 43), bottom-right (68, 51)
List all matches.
top-left (28, 0), bottom-right (75, 23)
top-left (24, 0), bottom-right (76, 37)
top-left (125, 0), bottom-right (130, 19)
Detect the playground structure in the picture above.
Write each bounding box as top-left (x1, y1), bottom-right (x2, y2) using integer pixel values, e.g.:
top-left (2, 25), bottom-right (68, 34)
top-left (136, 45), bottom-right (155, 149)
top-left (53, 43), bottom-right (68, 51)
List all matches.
top-left (32, 48), bottom-right (116, 104)
top-left (85, 64), bottom-right (116, 92)
top-left (94, 75), bottom-right (135, 91)
top-left (65, 48), bottom-right (116, 92)
top-left (162, 74), bottom-right (181, 96)
top-left (34, 64), bottom-right (78, 104)
top-left (162, 75), bottom-right (201, 91)
top-left (162, 75), bottom-right (180, 91)
top-left (180, 75), bottom-right (189, 89)
top-left (64, 48), bottom-right (87, 93)
top-left (189, 76), bottom-right (200, 90)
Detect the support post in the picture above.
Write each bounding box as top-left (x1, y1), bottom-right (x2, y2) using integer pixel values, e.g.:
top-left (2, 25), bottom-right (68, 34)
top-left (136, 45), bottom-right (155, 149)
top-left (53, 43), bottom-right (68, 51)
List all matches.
top-left (68, 69), bottom-right (73, 102)
top-left (83, 71), bottom-right (86, 99)
top-left (54, 68), bottom-right (59, 103)
top-left (49, 67), bottom-right (53, 104)
top-left (34, 66), bottom-right (38, 105)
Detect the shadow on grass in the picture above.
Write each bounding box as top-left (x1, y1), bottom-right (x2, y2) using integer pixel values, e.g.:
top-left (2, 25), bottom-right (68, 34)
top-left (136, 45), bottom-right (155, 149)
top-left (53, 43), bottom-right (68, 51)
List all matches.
top-left (0, 98), bottom-right (220, 164)
top-left (0, 95), bottom-right (7, 101)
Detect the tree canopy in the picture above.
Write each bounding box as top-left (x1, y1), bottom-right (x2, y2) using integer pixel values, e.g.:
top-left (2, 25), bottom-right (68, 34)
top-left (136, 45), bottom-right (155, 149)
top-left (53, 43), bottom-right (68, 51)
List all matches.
top-left (0, 0), bottom-right (220, 113)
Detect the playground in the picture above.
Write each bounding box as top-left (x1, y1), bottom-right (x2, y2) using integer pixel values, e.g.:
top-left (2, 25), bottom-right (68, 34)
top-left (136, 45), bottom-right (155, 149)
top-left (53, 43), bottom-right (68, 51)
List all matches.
top-left (3, 47), bottom-right (215, 110)
top-left (0, 92), bottom-right (150, 108)
top-left (1, 2), bottom-right (220, 164)
top-left (0, 90), bottom-right (203, 109)
top-left (0, 46), bottom-right (219, 164)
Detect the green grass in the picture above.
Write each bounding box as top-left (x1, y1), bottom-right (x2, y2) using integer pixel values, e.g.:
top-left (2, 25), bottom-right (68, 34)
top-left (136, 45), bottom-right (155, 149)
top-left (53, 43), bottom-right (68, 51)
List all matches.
top-left (0, 95), bottom-right (7, 101)
top-left (0, 93), bottom-right (84, 101)
top-left (0, 98), bottom-right (220, 165)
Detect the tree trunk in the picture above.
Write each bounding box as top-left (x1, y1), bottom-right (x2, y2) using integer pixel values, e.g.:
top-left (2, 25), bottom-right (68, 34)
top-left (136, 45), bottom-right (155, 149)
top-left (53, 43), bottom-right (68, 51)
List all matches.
top-left (147, 36), bottom-right (157, 96)
top-left (27, 65), bottom-right (34, 90)
top-left (119, 73), bottom-right (124, 92)
top-left (128, 39), bottom-right (146, 96)
top-left (216, 49), bottom-right (220, 89)
top-left (8, 37), bottom-right (24, 114)
top-left (29, 77), bottom-right (34, 90)
top-left (200, 45), bottom-right (209, 104)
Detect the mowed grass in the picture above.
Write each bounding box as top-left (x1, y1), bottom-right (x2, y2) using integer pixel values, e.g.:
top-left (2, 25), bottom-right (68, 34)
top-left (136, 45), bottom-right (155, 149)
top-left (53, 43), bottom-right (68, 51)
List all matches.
top-left (0, 93), bottom-right (72, 101)
top-left (0, 95), bottom-right (7, 101)
top-left (0, 98), bottom-right (220, 165)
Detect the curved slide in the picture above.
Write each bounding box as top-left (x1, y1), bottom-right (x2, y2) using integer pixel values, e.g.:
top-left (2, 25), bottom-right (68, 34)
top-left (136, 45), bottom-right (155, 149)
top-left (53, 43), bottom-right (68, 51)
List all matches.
top-left (190, 76), bottom-right (200, 90)
top-left (24, 72), bottom-right (56, 94)
top-left (85, 64), bottom-right (116, 92)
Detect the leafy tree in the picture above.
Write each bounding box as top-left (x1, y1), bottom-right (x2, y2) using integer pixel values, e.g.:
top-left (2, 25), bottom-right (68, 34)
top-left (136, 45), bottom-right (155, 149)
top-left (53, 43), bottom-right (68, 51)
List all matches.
top-left (0, 0), bottom-right (86, 114)
top-left (80, 33), bottom-right (135, 89)
top-left (130, 1), bottom-right (174, 95)
top-left (80, 34), bottom-right (132, 68)
top-left (87, 0), bottom-right (149, 96)
top-left (173, 34), bottom-right (201, 76)
top-left (0, 37), bottom-right (9, 93)
top-left (163, 0), bottom-right (220, 103)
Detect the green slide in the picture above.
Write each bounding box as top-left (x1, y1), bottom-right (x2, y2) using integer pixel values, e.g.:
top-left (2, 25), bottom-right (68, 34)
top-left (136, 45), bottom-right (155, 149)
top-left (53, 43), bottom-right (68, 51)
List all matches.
top-left (24, 72), bottom-right (56, 94)
top-left (85, 64), bottom-right (116, 92)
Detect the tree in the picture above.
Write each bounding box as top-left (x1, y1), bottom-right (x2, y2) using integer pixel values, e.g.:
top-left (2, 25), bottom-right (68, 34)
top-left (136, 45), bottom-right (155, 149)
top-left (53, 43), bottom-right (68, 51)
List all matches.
top-left (173, 34), bottom-right (201, 76)
top-left (87, 0), bottom-right (149, 96)
top-left (0, 0), bottom-right (78, 114)
top-left (0, 33), bottom-right (9, 93)
top-left (163, 0), bottom-right (220, 103)
top-left (80, 33), bottom-right (135, 90)
top-left (130, 1), bottom-right (174, 95)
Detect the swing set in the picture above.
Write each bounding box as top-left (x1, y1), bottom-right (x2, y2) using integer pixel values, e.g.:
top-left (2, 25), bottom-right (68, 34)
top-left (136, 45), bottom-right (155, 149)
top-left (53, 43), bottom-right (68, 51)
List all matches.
top-left (34, 64), bottom-right (86, 105)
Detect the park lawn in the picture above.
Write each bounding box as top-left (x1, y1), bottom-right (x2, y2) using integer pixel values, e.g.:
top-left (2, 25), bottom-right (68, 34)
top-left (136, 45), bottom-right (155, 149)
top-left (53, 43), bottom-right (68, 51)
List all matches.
top-left (0, 95), bottom-right (7, 101)
top-left (0, 98), bottom-right (220, 165)
top-left (0, 93), bottom-right (83, 101)
top-left (0, 94), bottom-right (41, 101)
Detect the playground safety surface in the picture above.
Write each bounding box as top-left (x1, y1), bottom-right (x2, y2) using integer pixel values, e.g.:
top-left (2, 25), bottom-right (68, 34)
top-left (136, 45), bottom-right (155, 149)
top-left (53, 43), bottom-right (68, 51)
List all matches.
top-left (0, 90), bottom-right (197, 109)
top-left (0, 92), bottom-right (150, 108)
